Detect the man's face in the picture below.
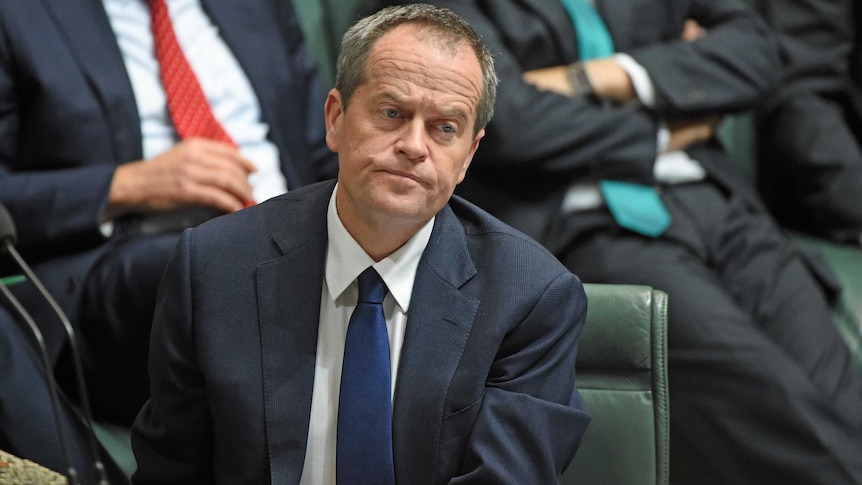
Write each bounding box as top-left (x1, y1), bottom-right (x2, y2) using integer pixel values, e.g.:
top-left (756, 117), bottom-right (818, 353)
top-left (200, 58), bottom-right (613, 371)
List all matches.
top-left (325, 23), bottom-right (484, 233)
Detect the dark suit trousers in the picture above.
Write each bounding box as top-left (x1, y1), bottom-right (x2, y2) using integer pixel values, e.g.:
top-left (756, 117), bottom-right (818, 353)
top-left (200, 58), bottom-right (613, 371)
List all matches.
top-left (551, 182), bottom-right (862, 484)
top-left (76, 231), bottom-right (181, 426)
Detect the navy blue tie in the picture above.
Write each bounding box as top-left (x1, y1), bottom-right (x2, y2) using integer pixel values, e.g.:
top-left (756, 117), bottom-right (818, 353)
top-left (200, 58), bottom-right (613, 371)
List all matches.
top-left (336, 267), bottom-right (395, 484)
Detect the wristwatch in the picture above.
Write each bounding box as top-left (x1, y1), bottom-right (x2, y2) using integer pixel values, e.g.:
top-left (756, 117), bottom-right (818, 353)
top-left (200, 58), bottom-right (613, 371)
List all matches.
top-left (567, 61), bottom-right (594, 98)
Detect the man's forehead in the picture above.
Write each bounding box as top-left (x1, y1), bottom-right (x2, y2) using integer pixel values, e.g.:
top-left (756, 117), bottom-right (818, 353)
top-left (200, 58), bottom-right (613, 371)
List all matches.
top-left (373, 22), bottom-right (474, 60)
top-left (368, 28), bottom-right (481, 91)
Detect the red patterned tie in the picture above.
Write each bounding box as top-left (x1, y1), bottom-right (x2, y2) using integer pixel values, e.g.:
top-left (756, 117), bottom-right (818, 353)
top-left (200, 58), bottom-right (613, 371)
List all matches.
top-left (149, 0), bottom-right (236, 146)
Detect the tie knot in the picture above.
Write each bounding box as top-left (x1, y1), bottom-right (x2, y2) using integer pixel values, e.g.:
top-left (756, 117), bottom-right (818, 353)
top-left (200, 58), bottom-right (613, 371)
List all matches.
top-left (357, 267), bottom-right (387, 305)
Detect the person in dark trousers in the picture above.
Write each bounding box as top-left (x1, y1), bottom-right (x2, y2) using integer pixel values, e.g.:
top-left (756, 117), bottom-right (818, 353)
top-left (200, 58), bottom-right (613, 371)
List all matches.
top-left (390, 0), bottom-right (862, 483)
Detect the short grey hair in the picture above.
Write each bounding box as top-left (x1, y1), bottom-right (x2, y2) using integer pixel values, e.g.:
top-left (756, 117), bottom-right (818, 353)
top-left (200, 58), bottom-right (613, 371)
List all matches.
top-left (335, 3), bottom-right (497, 135)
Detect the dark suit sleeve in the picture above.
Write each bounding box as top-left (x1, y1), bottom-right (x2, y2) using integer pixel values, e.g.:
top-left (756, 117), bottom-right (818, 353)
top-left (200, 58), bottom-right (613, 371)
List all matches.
top-left (452, 271), bottom-right (590, 484)
top-left (131, 230), bottom-right (216, 485)
top-left (625, 0), bottom-right (780, 117)
top-left (755, 0), bottom-right (862, 239)
top-left (0, 14), bottom-right (116, 254)
top-left (758, 0), bottom-right (853, 109)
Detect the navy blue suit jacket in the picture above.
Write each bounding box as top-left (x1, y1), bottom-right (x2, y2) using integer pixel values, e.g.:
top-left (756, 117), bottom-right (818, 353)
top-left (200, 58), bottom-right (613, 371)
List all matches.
top-left (0, 0), bottom-right (335, 356)
top-left (131, 180), bottom-right (591, 484)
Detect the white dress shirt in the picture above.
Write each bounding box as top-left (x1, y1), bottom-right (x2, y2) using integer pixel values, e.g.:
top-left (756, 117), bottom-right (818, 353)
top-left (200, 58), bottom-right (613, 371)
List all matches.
top-left (102, 0), bottom-right (287, 202)
top-left (300, 185), bottom-right (434, 484)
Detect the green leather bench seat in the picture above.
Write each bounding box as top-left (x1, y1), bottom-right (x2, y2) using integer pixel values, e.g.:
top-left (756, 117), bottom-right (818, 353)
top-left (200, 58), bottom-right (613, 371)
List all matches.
top-left (565, 284), bottom-right (670, 485)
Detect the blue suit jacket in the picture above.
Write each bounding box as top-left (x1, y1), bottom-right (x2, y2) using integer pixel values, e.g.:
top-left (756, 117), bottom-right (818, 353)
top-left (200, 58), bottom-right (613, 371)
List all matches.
top-left (131, 180), bottom-right (591, 484)
top-left (0, 0), bottom-right (335, 355)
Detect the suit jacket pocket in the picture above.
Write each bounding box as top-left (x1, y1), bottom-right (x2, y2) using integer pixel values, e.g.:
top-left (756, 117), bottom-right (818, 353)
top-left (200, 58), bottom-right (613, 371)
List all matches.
top-left (437, 394), bottom-right (483, 481)
top-left (439, 393), bottom-right (483, 446)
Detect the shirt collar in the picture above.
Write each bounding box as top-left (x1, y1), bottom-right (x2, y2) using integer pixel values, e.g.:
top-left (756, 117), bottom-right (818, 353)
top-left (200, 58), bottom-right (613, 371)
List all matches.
top-left (325, 183), bottom-right (434, 312)
top-left (103, 0), bottom-right (134, 7)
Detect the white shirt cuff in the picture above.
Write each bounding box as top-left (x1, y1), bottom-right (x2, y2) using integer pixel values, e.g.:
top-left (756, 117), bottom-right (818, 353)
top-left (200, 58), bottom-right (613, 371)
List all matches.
top-left (613, 53), bottom-right (656, 108)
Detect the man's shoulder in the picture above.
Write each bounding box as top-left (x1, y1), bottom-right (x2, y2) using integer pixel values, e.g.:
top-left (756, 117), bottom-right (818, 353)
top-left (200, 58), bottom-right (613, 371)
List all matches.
top-left (189, 180), bottom-right (334, 243)
top-left (448, 194), bottom-right (563, 269)
top-left (443, 194), bottom-right (585, 315)
top-left (450, 194), bottom-right (544, 241)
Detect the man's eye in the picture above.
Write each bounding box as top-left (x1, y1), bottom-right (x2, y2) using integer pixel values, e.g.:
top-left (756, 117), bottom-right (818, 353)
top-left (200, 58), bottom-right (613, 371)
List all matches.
top-left (440, 123), bottom-right (455, 134)
top-left (385, 108), bottom-right (399, 118)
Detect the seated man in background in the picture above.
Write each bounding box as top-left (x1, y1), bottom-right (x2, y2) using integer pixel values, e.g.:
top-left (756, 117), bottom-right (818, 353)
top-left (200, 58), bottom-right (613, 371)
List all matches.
top-left (390, 0), bottom-right (862, 483)
top-left (132, 5), bottom-right (590, 483)
top-left (756, 0), bottom-right (862, 246)
top-left (0, 0), bottom-right (336, 429)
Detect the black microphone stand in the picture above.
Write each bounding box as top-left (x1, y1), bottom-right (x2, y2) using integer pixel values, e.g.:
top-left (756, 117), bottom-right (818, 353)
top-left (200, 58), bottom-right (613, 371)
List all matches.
top-left (1, 241), bottom-right (111, 485)
top-left (0, 281), bottom-right (80, 485)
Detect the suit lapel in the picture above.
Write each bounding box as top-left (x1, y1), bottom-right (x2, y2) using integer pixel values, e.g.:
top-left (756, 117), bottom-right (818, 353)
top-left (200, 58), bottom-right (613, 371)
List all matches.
top-left (256, 186), bottom-right (483, 481)
top-left (257, 183), bottom-right (332, 484)
top-left (392, 205), bottom-right (480, 480)
top-left (40, 0), bottom-right (143, 163)
top-left (521, 0), bottom-right (580, 61)
top-left (596, 0), bottom-right (636, 50)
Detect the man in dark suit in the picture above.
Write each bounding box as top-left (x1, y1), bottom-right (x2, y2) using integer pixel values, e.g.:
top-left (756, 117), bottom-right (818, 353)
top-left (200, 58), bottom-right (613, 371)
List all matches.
top-left (757, 0), bottom-right (862, 245)
top-left (395, 0), bottom-right (862, 483)
top-left (0, 0), bottom-right (336, 429)
top-left (131, 5), bottom-right (590, 483)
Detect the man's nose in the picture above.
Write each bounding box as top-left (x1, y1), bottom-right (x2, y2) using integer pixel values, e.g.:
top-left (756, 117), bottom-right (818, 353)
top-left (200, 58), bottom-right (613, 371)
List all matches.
top-left (395, 119), bottom-right (430, 161)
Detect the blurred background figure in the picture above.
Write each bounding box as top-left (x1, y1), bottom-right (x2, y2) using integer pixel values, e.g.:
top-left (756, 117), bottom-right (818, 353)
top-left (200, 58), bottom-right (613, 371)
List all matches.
top-left (0, 0), bottom-right (335, 479)
top-left (756, 0), bottom-right (862, 246)
top-left (381, 0), bottom-right (862, 483)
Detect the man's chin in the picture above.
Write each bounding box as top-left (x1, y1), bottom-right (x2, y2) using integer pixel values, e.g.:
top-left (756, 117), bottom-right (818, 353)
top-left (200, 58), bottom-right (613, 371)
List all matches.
top-left (370, 194), bottom-right (434, 224)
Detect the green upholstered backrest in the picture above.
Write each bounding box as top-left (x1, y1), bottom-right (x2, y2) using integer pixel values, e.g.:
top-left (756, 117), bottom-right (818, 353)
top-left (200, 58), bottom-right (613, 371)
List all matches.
top-left (565, 284), bottom-right (670, 485)
top-left (290, 0), bottom-right (380, 89)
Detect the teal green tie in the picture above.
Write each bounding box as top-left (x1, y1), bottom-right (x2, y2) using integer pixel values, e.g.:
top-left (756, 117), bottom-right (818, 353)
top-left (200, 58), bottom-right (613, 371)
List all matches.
top-left (599, 180), bottom-right (672, 238)
top-left (560, 0), bottom-right (672, 237)
top-left (560, 0), bottom-right (615, 60)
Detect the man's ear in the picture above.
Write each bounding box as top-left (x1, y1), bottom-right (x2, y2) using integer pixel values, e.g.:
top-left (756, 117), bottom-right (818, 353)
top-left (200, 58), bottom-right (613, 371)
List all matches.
top-left (457, 128), bottom-right (485, 184)
top-left (324, 88), bottom-right (343, 153)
